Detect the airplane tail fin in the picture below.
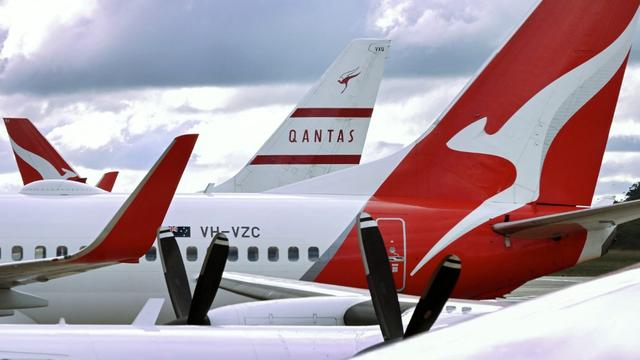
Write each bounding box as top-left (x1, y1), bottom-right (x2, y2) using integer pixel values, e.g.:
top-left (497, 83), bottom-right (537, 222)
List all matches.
top-left (273, 1), bottom-right (639, 209)
top-left (210, 39), bottom-right (390, 193)
top-left (375, 0), bottom-right (638, 207)
top-left (96, 171), bottom-right (119, 192)
top-left (3, 117), bottom-right (82, 185)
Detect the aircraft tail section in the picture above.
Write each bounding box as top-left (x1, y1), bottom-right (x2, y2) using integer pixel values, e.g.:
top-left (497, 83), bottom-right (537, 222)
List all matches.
top-left (96, 171), bottom-right (119, 192)
top-left (210, 39), bottom-right (390, 193)
top-left (272, 0), bottom-right (639, 209)
top-left (4, 117), bottom-right (82, 185)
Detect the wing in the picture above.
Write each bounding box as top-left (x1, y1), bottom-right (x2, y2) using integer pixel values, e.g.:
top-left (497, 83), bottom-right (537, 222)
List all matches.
top-left (0, 135), bottom-right (197, 294)
top-left (492, 199), bottom-right (640, 239)
top-left (220, 271), bottom-right (505, 315)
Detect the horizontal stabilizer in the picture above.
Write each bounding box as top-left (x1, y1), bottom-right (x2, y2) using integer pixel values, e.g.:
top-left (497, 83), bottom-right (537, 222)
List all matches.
top-left (0, 289), bottom-right (48, 310)
top-left (493, 199), bottom-right (640, 239)
top-left (96, 171), bottom-right (119, 192)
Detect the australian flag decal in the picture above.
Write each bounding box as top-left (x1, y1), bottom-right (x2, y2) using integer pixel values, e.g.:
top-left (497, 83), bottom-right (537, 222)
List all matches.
top-left (169, 226), bottom-right (191, 238)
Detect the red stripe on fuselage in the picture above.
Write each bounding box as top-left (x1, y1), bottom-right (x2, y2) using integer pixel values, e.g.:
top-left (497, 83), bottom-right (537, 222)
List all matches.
top-left (290, 108), bottom-right (373, 118)
top-left (250, 155), bottom-right (361, 165)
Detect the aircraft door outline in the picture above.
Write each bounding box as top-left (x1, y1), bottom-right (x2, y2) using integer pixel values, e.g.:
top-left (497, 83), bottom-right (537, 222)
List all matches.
top-left (376, 217), bottom-right (407, 292)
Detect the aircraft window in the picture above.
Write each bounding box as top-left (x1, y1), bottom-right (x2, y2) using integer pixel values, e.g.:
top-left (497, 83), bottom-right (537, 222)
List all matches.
top-left (248, 246), bottom-right (259, 262)
top-left (186, 246), bottom-right (198, 262)
top-left (288, 246), bottom-right (299, 262)
top-left (12, 246), bottom-right (23, 261)
top-left (35, 246), bottom-right (46, 259)
top-left (268, 246), bottom-right (279, 262)
top-left (145, 246), bottom-right (157, 262)
top-left (56, 246), bottom-right (68, 257)
top-left (228, 246), bottom-right (238, 262)
top-left (308, 247), bottom-right (319, 262)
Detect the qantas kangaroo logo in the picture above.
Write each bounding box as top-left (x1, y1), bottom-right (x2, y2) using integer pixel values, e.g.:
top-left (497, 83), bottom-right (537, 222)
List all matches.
top-left (9, 138), bottom-right (79, 180)
top-left (409, 16), bottom-right (636, 276)
top-left (338, 67), bottom-right (361, 94)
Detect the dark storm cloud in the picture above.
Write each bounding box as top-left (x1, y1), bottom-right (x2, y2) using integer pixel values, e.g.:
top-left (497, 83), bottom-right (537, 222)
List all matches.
top-left (0, 0), bottom-right (373, 94)
top-left (0, 0), bottom-right (554, 95)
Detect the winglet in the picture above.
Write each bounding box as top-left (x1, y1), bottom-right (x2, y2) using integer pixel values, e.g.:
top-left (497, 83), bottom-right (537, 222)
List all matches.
top-left (96, 171), bottom-right (119, 192)
top-left (71, 134), bottom-right (198, 263)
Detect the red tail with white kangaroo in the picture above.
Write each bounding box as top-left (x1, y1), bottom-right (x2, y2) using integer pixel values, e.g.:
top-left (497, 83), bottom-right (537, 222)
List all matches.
top-left (273, 0), bottom-right (640, 298)
top-left (3, 117), bottom-right (119, 191)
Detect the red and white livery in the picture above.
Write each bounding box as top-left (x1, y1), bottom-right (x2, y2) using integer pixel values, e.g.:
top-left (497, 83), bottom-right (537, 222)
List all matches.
top-left (0, 0), bottom-right (638, 324)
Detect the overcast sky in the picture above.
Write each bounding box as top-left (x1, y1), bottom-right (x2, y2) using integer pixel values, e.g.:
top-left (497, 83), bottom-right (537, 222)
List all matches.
top-left (0, 0), bottom-right (638, 201)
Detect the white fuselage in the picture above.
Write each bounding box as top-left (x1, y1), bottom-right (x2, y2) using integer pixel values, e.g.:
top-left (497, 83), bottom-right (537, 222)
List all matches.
top-left (0, 323), bottom-right (383, 359)
top-left (2, 192), bottom-right (368, 323)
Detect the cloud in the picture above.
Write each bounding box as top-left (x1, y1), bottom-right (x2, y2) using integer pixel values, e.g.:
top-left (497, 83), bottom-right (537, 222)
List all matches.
top-left (0, 0), bottom-right (560, 95)
top-left (0, 0), bottom-right (374, 94)
top-left (0, 0), bottom-right (640, 202)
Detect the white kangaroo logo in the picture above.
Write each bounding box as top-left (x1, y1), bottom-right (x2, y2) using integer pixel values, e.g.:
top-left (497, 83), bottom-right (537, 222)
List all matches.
top-left (10, 139), bottom-right (78, 180)
top-left (410, 13), bottom-right (637, 276)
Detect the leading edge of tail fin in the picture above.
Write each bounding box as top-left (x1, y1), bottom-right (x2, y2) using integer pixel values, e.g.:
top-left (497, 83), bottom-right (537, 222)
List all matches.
top-left (4, 117), bottom-right (82, 185)
top-left (271, 0), bottom-right (639, 207)
top-left (209, 39), bottom-right (390, 193)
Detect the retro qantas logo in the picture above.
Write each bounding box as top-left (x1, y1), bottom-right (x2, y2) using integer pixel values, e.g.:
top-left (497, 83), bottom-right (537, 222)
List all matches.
top-left (338, 67), bottom-right (361, 94)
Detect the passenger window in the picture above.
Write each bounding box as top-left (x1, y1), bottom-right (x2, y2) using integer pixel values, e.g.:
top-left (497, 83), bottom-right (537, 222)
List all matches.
top-left (288, 246), bottom-right (299, 262)
top-left (248, 246), bottom-right (259, 262)
top-left (145, 246), bottom-right (157, 261)
top-left (186, 246), bottom-right (198, 262)
top-left (12, 246), bottom-right (23, 261)
top-left (308, 247), bottom-right (319, 262)
top-left (228, 246), bottom-right (238, 262)
top-left (56, 246), bottom-right (68, 257)
top-left (268, 246), bottom-right (279, 262)
top-left (35, 246), bottom-right (46, 259)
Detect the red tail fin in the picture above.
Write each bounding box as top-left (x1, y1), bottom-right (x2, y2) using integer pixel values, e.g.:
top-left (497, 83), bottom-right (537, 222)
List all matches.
top-left (3, 117), bottom-right (82, 185)
top-left (74, 134), bottom-right (198, 263)
top-left (96, 171), bottom-right (119, 192)
top-left (374, 0), bottom-right (638, 207)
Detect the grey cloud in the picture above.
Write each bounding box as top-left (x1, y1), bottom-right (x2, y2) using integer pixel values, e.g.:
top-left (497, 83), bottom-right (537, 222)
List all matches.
top-left (606, 136), bottom-right (640, 152)
top-left (1, 0), bottom-right (617, 95)
top-left (0, 142), bottom-right (17, 173)
top-left (0, 0), bottom-right (372, 95)
top-left (59, 120), bottom-right (200, 170)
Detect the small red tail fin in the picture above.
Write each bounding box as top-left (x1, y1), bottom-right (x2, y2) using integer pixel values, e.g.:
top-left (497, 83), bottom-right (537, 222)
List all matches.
top-left (96, 171), bottom-right (119, 192)
top-left (3, 117), bottom-right (82, 185)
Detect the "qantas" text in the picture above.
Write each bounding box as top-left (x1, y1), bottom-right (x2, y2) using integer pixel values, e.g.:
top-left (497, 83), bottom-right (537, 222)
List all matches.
top-left (288, 129), bottom-right (355, 143)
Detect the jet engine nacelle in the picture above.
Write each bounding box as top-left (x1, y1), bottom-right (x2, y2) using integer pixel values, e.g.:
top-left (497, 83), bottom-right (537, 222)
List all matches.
top-left (207, 296), bottom-right (368, 326)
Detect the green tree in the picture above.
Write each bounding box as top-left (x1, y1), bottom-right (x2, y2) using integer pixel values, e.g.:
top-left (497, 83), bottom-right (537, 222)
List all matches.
top-left (613, 181), bottom-right (640, 250)
top-left (623, 182), bottom-right (640, 202)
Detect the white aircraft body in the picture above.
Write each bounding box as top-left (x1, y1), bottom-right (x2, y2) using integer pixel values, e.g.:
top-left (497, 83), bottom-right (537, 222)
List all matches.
top-left (1, 0), bottom-right (639, 326)
top-left (359, 264), bottom-right (640, 359)
top-left (0, 214), bottom-right (496, 360)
